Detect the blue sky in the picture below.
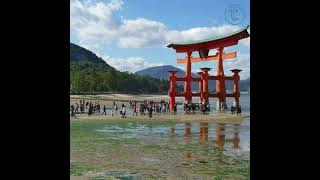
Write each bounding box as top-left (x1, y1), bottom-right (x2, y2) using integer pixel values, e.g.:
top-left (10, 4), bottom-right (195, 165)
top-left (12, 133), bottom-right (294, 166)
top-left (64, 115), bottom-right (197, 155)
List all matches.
top-left (70, 0), bottom-right (250, 79)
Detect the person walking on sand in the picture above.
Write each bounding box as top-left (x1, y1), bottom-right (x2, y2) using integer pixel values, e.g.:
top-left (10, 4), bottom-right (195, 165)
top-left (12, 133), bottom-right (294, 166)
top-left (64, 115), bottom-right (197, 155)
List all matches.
top-left (114, 104), bottom-right (118, 115)
top-left (231, 105), bottom-right (235, 115)
top-left (111, 108), bottom-right (114, 117)
top-left (70, 105), bottom-right (76, 118)
top-left (236, 106), bottom-right (242, 116)
top-left (121, 104), bottom-right (126, 118)
top-left (74, 103), bottom-right (79, 114)
top-left (92, 104), bottom-right (95, 115)
top-left (80, 102), bottom-right (84, 113)
top-left (102, 105), bottom-right (107, 115)
top-left (133, 102), bottom-right (138, 116)
top-left (88, 103), bottom-right (93, 116)
top-left (148, 103), bottom-right (153, 118)
top-left (97, 103), bottom-right (101, 114)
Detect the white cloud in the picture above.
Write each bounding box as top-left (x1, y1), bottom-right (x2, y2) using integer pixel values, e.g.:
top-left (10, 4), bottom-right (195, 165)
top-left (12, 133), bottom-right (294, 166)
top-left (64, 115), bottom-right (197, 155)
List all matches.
top-left (70, 0), bottom-right (123, 46)
top-left (70, 0), bottom-right (250, 78)
top-left (166, 25), bottom-right (240, 43)
top-left (70, 0), bottom-right (249, 49)
top-left (117, 18), bottom-right (167, 48)
top-left (240, 37), bottom-right (250, 48)
top-left (224, 52), bottom-right (250, 79)
top-left (103, 56), bottom-right (164, 73)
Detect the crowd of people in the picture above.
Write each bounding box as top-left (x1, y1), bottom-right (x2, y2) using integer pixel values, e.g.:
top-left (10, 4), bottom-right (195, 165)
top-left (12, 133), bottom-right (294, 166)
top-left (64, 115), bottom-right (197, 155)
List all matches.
top-left (70, 99), bottom-right (175, 119)
top-left (183, 102), bottom-right (210, 114)
top-left (70, 99), bottom-right (242, 118)
top-left (131, 100), bottom-right (176, 118)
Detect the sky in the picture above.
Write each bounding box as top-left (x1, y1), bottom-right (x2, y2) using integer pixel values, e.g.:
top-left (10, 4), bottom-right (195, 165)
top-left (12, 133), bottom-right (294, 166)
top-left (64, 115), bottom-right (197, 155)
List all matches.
top-left (70, 0), bottom-right (250, 79)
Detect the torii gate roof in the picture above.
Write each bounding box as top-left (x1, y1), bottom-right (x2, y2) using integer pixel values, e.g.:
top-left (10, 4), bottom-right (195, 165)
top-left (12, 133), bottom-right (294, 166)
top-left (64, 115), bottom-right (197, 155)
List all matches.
top-left (167, 25), bottom-right (250, 53)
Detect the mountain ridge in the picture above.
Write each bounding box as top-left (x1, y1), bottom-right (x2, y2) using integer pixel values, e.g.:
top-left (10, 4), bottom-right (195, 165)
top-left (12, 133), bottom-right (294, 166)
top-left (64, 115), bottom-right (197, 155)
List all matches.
top-left (70, 43), bottom-right (169, 93)
top-left (136, 65), bottom-right (250, 92)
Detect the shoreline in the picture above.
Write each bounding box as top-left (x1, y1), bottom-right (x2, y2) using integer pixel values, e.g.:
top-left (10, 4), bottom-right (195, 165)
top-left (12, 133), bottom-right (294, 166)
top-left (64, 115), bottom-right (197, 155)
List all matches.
top-left (70, 93), bottom-right (250, 124)
top-left (71, 113), bottom-right (249, 124)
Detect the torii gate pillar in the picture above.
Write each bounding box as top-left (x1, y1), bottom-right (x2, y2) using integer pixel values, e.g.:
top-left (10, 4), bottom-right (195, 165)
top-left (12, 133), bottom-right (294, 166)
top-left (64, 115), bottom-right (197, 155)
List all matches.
top-left (200, 68), bottom-right (211, 104)
top-left (184, 51), bottom-right (193, 104)
top-left (216, 47), bottom-right (227, 111)
top-left (231, 69), bottom-right (242, 109)
top-left (197, 71), bottom-right (204, 103)
top-left (168, 70), bottom-right (178, 111)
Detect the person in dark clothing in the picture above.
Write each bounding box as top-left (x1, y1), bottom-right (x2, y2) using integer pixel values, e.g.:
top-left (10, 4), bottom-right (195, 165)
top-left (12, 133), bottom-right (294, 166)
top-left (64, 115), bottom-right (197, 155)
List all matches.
top-left (148, 104), bottom-right (153, 118)
top-left (173, 104), bottom-right (177, 114)
top-left (80, 104), bottom-right (83, 113)
top-left (88, 104), bottom-right (92, 116)
top-left (191, 103), bottom-right (196, 113)
top-left (206, 103), bottom-right (210, 112)
top-left (115, 104), bottom-right (118, 115)
top-left (200, 103), bottom-right (206, 114)
top-left (140, 103), bottom-right (145, 115)
top-left (102, 105), bottom-right (107, 115)
top-left (70, 105), bottom-right (76, 118)
top-left (97, 103), bottom-right (101, 114)
top-left (231, 105), bottom-right (235, 115)
top-left (121, 104), bottom-right (126, 118)
top-left (236, 106), bottom-right (242, 116)
top-left (86, 102), bottom-right (89, 109)
top-left (75, 103), bottom-right (79, 114)
top-left (133, 102), bottom-right (138, 116)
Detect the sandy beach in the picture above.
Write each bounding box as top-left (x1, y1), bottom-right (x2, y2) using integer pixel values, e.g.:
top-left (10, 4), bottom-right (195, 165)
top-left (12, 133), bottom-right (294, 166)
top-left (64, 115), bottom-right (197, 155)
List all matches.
top-left (71, 112), bottom-right (249, 124)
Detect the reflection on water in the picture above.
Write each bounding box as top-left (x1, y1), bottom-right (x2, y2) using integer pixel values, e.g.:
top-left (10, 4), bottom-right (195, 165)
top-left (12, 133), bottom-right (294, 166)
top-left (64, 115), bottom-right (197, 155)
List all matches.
top-left (184, 123), bottom-right (192, 159)
top-left (233, 124), bottom-right (240, 148)
top-left (175, 122), bottom-right (244, 164)
top-left (91, 119), bottom-right (250, 179)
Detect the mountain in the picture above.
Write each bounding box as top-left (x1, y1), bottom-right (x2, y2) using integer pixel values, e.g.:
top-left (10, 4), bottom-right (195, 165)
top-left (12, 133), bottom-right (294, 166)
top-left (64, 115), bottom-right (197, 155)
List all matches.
top-left (70, 42), bottom-right (114, 69)
top-left (136, 65), bottom-right (250, 92)
top-left (70, 43), bottom-right (169, 94)
top-left (135, 65), bottom-right (200, 91)
top-left (135, 65), bottom-right (198, 80)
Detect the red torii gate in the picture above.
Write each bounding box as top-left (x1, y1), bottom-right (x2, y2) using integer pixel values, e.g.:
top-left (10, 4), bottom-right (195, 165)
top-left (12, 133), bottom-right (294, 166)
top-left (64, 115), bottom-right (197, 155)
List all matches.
top-left (167, 26), bottom-right (250, 111)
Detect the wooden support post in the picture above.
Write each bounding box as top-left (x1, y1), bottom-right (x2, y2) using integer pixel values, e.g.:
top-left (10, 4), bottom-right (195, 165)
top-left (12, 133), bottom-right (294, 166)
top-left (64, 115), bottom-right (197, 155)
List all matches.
top-left (216, 47), bottom-right (227, 111)
top-left (231, 69), bottom-right (242, 109)
top-left (200, 68), bottom-right (211, 104)
top-left (184, 51), bottom-right (192, 104)
top-left (168, 70), bottom-right (178, 111)
top-left (197, 72), bottom-right (204, 103)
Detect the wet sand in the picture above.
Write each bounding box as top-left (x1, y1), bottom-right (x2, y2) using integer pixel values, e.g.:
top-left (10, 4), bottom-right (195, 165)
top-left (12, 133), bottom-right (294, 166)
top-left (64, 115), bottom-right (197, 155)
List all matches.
top-left (70, 94), bottom-right (250, 179)
top-left (70, 116), bottom-right (250, 179)
top-left (70, 176), bottom-right (88, 180)
top-left (71, 113), bottom-right (249, 124)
